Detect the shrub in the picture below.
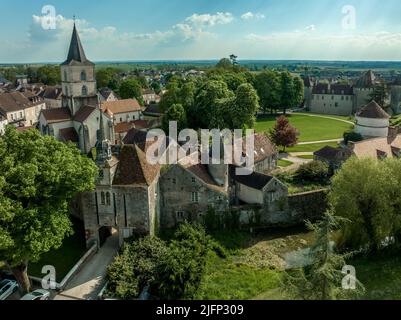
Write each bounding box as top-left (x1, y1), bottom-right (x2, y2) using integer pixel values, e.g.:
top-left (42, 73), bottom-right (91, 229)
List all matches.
top-left (106, 236), bottom-right (167, 300)
top-left (343, 131), bottom-right (363, 145)
top-left (296, 161), bottom-right (329, 183)
top-left (152, 223), bottom-right (213, 299)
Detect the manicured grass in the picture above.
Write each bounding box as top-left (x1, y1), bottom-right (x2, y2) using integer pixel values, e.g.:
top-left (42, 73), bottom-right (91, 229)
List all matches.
top-left (296, 155), bottom-right (314, 160)
top-left (255, 114), bottom-right (353, 142)
top-left (286, 142), bottom-right (339, 153)
top-left (278, 159), bottom-right (293, 167)
top-left (28, 217), bottom-right (87, 282)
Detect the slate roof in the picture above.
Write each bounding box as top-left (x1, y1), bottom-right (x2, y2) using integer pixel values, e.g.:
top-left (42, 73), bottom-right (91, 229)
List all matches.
top-left (61, 24), bottom-right (94, 66)
top-left (356, 101), bottom-right (390, 119)
top-left (113, 144), bottom-right (160, 186)
top-left (312, 83), bottom-right (353, 95)
top-left (230, 166), bottom-right (274, 190)
top-left (144, 103), bottom-right (163, 116)
top-left (354, 70), bottom-right (376, 88)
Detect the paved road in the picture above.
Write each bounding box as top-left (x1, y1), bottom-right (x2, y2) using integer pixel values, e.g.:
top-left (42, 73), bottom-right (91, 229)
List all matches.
top-left (54, 233), bottom-right (120, 300)
top-left (298, 139), bottom-right (342, 145)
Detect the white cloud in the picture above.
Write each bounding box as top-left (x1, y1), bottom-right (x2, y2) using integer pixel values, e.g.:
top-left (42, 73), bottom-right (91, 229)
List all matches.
top-left (241, 12), bottom-right (265, 21)
top-left (305, 24), bottom-right (316, 31)
top-left (185, 12), bottom-right (234, 27)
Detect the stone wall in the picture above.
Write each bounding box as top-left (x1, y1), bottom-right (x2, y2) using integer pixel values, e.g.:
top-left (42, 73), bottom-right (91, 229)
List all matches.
top-left (232, 189), bottom-right (328, 229)
top-left (160, 165), bottom-right (229, 229)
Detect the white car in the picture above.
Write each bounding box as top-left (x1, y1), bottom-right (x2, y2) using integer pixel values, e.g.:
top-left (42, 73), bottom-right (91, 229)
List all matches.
top-left (0, 279), bottom-right (19, 300)
top-left (21, 289), bottom-right (50, 301)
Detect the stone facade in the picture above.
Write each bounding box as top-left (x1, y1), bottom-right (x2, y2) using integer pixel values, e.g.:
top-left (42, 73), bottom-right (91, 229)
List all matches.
top-left (160, 165), bottom-right (229, 229)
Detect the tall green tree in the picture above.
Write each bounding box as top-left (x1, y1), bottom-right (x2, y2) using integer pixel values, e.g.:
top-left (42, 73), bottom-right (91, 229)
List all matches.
top-left (282, 212), bottom-right (364, 300)
top-left (0, 127), bottom-right (98, 293)
top-left (254, 70), bottom-right (281, 114)
top-left (230, 83), bottom-right (260, 129)
top-left (36, 65), bottom-right (61, 85)
top-left (119, 78), bottom-right (143, 103)
top-left (330, 157), bottom-right (401, 251)
top-left (162, 103), bottom-right (188, 132)
top-left (96, 68), bottom-right (120, 89)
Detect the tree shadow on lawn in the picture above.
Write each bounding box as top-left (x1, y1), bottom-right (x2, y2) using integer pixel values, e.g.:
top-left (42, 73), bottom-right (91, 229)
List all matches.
top-left (28, 217), bottom-right (87, 282)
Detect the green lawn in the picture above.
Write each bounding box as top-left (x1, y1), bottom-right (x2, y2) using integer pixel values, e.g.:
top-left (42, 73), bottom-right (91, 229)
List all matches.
top-left (28, 217), bottom-right (87, 282)
top-left (278, 159), bottom-right (293, 167)
top-left (351, 252), bottom-right (401, 300)
top-left (296, 155), bottom-right (314, 160)
top-left (196, 253), bottom-right (282, 300)
top-left (255, 114), bottom-right (353, 142)
top-left (286, 142), bottom-right (339, 153)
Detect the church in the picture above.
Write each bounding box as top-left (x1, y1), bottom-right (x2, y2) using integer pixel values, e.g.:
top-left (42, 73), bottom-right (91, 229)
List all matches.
top-left (38, 23), bottom-right (114, 154)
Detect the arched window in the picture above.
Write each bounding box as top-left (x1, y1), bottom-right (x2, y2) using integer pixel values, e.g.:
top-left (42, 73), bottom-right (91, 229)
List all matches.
top-left (82, 85), bottom-right (88, 96)
top-left (65, 86), bottom-right (69, 96)
top-left (106, 192), bottom-right (111, 206)
top-left (64, 70), bottom-right (68, 81)
top-left (101, 192), bottom-right (105, 205)
top-left (80, 71), bottom-right (87, 81)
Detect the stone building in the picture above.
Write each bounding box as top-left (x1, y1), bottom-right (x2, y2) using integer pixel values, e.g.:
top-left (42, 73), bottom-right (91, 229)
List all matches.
top-left (355, 100), bottom-right (390, 138)
top-left (304, 70), bottom-right (379, 116)
top-left (38, 23), bottom-right (114, 154)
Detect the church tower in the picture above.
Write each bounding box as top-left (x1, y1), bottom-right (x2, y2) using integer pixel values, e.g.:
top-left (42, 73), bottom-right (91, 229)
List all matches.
top-left (61, 23), bottom-right (98, 115)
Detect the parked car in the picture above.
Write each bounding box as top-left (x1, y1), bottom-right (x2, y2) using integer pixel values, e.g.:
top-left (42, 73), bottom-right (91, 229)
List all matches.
top-left (21, 289), bottom-right (50, 301)
top-left (0, 279), bottom-right (19, 300)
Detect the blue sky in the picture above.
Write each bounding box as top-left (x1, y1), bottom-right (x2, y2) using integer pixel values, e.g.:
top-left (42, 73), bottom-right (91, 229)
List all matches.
top-left (1, 0), bottom-right (401, 62)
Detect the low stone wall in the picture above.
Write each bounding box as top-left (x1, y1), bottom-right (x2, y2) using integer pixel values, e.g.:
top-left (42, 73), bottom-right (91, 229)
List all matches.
top-left (232, 189), bottom-right (328, 229)
top-left (288, 189), bottom-right (329, 222)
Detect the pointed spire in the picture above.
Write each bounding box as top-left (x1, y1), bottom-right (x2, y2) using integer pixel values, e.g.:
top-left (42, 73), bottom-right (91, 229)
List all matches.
top-left (62, 22), bottom-right (93, 66)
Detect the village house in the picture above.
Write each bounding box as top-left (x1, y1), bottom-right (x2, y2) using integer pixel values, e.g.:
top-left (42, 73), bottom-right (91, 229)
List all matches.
top-left (0, 114), bottom-right (8, 135)
top-left (39, 86), bottom-right (63, 109)
top-left (98, 87), bottom-right (119, 102)
top-left (0, 91), bottom-right (46, 127)
top-left (142, 88), bottom-right (161, 105)
top-left (101, 98), bottom-right (143, 124)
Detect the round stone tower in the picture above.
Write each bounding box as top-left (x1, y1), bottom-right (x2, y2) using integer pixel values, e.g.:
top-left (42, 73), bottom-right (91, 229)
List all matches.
top-left (355, 100), bottom-right (390, 138)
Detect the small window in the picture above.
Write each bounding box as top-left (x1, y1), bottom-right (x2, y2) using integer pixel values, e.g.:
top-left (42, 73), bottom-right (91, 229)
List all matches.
top-left (172, 178), bottom-right (176, 185)
top-left (82, 85), bottom-right (88, 96)
top-left (64, 70), bottom-right (67, 81)
top-left (106, 192), bottom-right (111, 206)
top-left (176, 211), bottom-right (185, 220)
top-left (81, 71), bottom-right (87, 81)
top-left (192, 177), bottom-right (196, 183)
top-left (101, 192), bottom-right (105, 205)
top-left (191, 192), bottom-right (199, 203)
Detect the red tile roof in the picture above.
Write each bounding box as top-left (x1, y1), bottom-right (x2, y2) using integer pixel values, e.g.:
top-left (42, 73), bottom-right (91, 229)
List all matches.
top-left (102, 99), bottom-right (142, 116)
top-left (41, 108), bottom-right (72, 123)
top-left (113, 144), bottom-right (160, 186)
top-left (356, 101), bottom-right (390, 119)
top-left (73, 105), bottom-right (96, 123)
